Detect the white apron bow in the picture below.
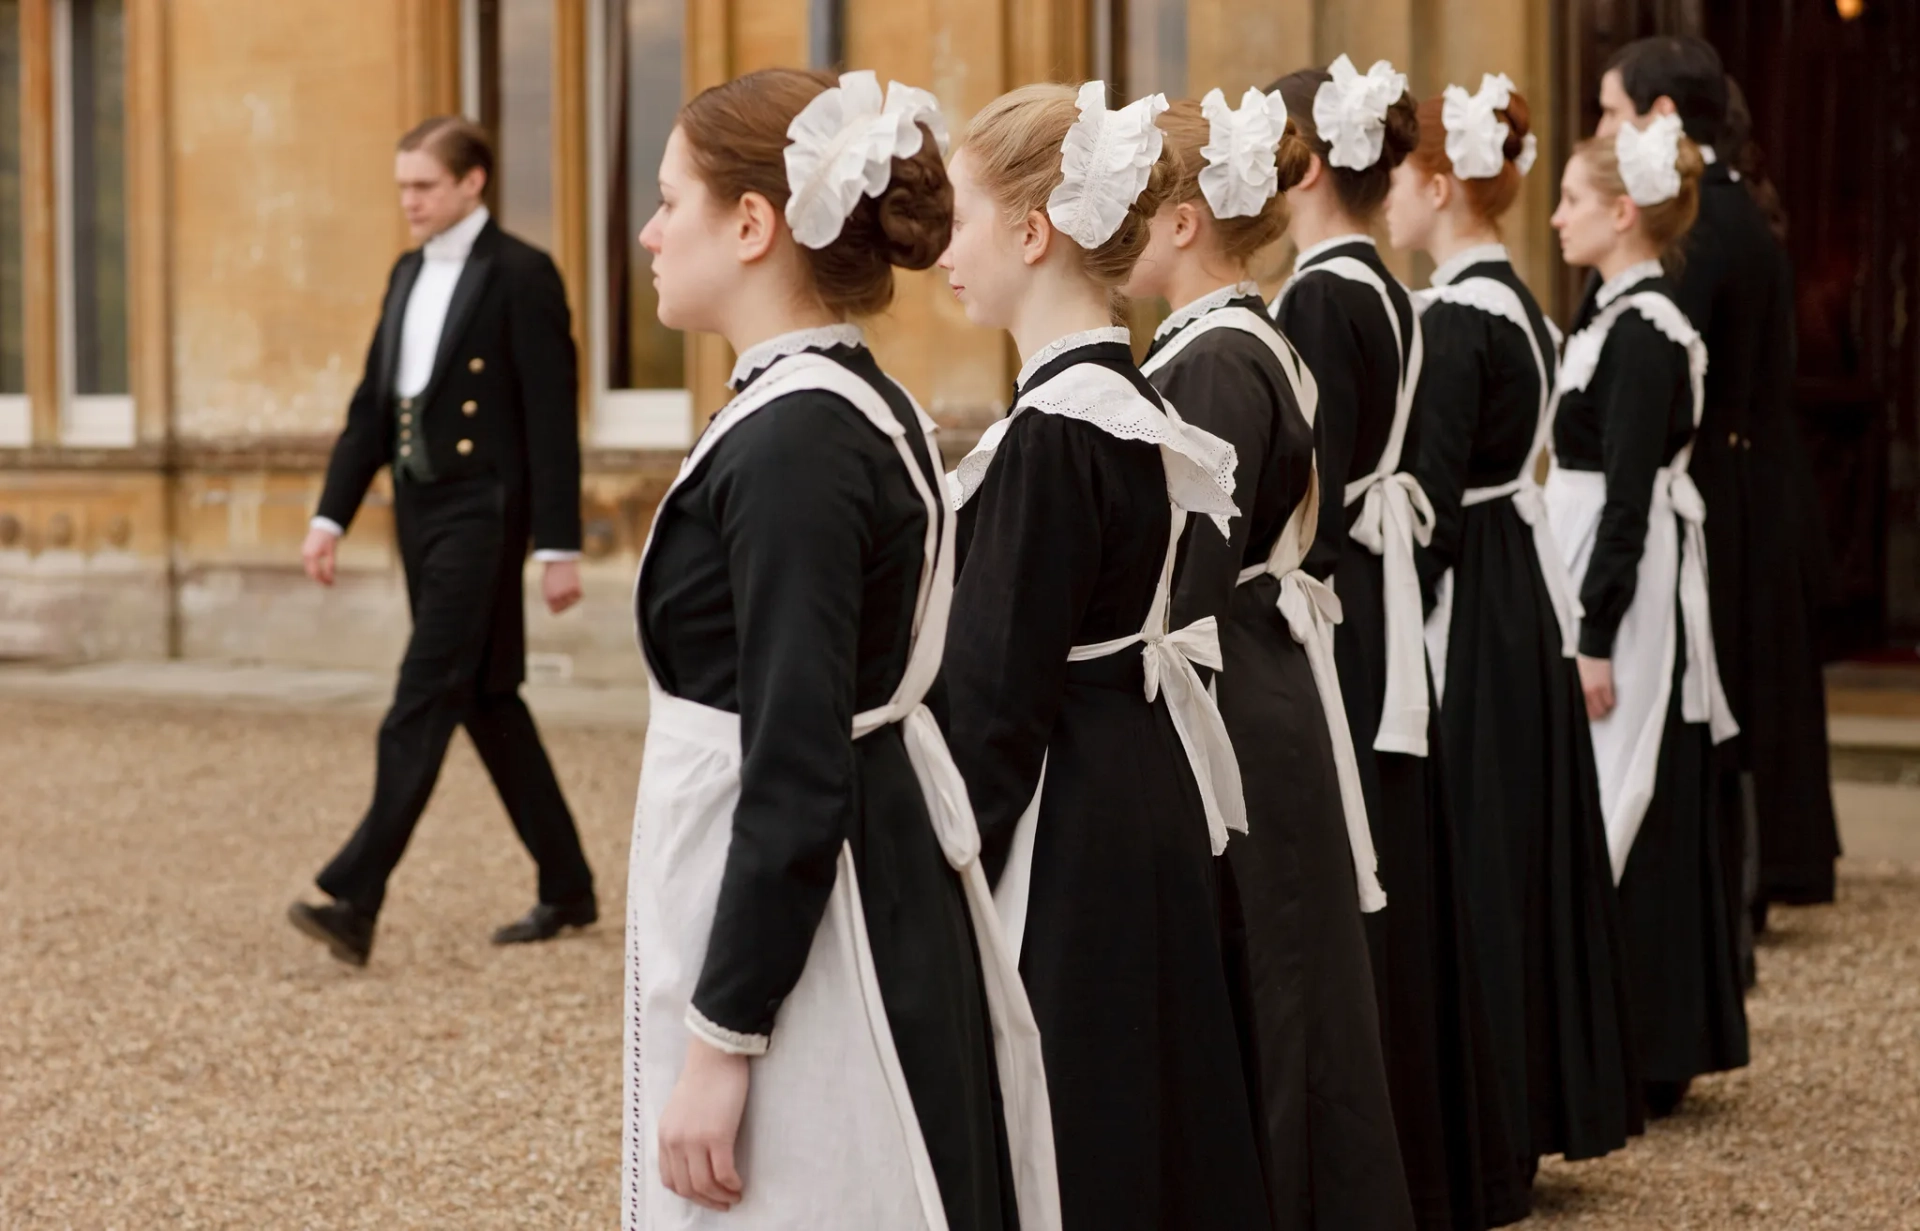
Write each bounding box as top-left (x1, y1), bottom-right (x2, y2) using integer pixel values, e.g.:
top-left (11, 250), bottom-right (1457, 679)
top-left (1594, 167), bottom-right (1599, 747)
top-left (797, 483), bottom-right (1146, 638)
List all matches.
top-left (1669, 471), bottom-right (1738, 742)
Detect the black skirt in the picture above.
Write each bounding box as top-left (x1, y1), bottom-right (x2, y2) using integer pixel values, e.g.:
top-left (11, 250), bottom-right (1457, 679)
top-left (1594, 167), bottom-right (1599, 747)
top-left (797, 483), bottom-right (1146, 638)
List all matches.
top-left (1218, 574), bottom-right (1415, 1231)
top-left (1020, 647), bottom-right (1272, 1231)
top-left (1435, 502), bottom-right (1643, 1163)
top-left (1616, 606), bottom-right (1752, 1085)
top-left (1333, 544), bottom-right (1529, 1231)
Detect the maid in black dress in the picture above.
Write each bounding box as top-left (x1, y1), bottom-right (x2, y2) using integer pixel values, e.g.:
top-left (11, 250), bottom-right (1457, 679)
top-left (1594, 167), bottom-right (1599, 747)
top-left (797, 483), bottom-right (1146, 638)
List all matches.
top-left (1122, 87), bottom-right (1412, 1231)
top-left (1545, 116), bottom-right (1748, 1119)
top-left (939, 81), bottom-right (1272, 1231)
top-left (1270, 56), bottom-right (1526, 1231)
top-left (624, 68), bottom-right (1056, 1231)
top-left (1384, 74), bottom-right (1640, 1174)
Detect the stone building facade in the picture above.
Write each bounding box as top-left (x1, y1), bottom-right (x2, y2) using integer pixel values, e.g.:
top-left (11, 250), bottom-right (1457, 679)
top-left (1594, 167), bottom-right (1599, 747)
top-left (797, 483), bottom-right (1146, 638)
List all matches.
top-left (0, 0), bottom-right (1560, 684)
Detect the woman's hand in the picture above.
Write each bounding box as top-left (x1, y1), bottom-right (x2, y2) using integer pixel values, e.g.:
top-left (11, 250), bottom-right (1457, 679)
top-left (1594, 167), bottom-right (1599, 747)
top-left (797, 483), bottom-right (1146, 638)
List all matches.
top-left (658, 1036), bottom-right (750, 1211)
top-left (1577, 654), bottom-right (1616, 721)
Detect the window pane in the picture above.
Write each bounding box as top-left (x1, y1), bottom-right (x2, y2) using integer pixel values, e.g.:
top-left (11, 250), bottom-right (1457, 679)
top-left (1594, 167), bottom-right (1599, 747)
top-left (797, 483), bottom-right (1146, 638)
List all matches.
top-left (0, 0), bottom-right (23, 394)
top-left (1124, 0), bottom-right (1185, 98)
top-left (606, 0), bottom-right (681, 390)
top-left (491, 0), bottom-right (553, 251)
top-left (70, 0), bottom-right (127, 396)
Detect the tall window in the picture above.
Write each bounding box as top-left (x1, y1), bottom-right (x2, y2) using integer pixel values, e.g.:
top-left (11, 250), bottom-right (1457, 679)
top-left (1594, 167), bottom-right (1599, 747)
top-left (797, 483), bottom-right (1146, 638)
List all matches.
top-left (1093, 0), bottom-right (1186, 99)
top-left (471, 0), bottom-right (555, 252)
top-left (589, 0), bottom-right (687, 447)
top-left (58, 0), bottom-right (130, 444)
top-left (0, 0), bottom-right (26, 445)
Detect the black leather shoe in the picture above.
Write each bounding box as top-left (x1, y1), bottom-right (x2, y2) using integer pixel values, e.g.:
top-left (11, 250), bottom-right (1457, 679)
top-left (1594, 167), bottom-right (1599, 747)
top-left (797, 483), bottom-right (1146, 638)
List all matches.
top-left (492, 897), bottom-right (598, 946)
top-left (288, 899), bottom-right (375, 966)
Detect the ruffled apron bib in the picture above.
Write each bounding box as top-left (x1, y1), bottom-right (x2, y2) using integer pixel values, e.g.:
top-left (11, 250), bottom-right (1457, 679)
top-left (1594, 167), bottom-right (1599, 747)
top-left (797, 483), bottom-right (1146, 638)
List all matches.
top-left (624, 354), bottom-right (1059, 1231)
top-left (949, 362), bottom-right (1248, 959)
top-left (1141, 307), bottom-right (1385, 913)
top-left (1543, 292), bottom-right (1739, 882)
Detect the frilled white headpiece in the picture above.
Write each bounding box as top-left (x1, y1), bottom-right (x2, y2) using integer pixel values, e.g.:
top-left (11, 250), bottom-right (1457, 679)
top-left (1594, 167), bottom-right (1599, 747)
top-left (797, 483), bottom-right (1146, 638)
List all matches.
top-left (1197, 87), bottom-right (1289, 219)
top-left (1616, 111), bottom-right (1686, 207)
top-left (1440, 73), bottom-right (1538, 181)
top-left (1312, 55), bottom-right (1407, 172)
top-left (784, 70), bottom-right (949, 250)
top-left (1047, 82), bottom-right (1169, 249)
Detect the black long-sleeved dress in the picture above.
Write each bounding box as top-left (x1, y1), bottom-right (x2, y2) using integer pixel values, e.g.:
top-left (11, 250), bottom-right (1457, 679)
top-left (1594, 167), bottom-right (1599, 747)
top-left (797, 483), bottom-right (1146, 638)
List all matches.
top-left (1274, 238), bottom-right (1526, 1230)
top-left (1150, 288), bottom-right (1414, 1231)
top-left (944, 330), bottom-right (1271, 1231)
top-left (635, 334), bottom-right (1016, 1230)
top-left (1675, 165), bottom-right (1838, 913)
top-left (1410, 251), bottom-right (1641, 1167)
top-left (1553, 277), bottom-right (1751, 1090)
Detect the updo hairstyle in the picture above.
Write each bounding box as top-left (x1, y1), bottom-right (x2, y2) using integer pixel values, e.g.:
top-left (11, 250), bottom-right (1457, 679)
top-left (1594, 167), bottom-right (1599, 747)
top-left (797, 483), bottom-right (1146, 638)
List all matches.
top-left (1407, 89), bottom-right (1533, 222)
top-left (1269, 68), bottom-right (1420, 219)
top-left (1156, 97), bottom-right (1315, 265)
top-left (1571, 131), bottom-right (1706, 260)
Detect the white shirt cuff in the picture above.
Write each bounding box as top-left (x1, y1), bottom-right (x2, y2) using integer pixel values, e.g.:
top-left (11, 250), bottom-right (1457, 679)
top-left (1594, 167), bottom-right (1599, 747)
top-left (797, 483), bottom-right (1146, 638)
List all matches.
top-left (685, 1007), bottom-right (769, 1057)
top-left (309, 517), bottom-right (345, 538)
top-left (532, 549), bottom-right (582, 563)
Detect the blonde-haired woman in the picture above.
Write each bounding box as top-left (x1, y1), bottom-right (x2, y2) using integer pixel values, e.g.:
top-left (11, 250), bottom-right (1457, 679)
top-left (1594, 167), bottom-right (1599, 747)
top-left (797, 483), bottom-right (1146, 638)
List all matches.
top-left (1547, 112), bottom-right (1748, 1120)
top-left (939, 81), bottom-right (1271, 1230)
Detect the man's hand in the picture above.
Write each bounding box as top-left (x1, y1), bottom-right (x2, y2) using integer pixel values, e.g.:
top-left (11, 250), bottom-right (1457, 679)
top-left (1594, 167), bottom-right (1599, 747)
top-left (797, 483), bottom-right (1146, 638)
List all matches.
top-left (543, 559), bottom-right (583, 614)
top-left (302, 526), bottom-right (339, 586)
top-left (658, 1037), bottom-right (750, 1211)
top-left (1577, 654), bottom-right (1616, 722)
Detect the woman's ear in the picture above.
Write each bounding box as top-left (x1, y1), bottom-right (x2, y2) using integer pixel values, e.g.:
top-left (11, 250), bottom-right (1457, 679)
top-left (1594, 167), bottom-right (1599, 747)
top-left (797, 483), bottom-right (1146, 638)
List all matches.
top-left (1295, 152), bottom-right (1325, 193)
top-left (735, 191), bottom-right (780, 263)
top-left (1427, 171), bottom-right (1452, 212)
top-left (1019, 208), bottom-right (1054, 267)
top-left (1171, 201), bottom-right (1205, 250)
top-left (1612, 193), bottom-right (1640, 238)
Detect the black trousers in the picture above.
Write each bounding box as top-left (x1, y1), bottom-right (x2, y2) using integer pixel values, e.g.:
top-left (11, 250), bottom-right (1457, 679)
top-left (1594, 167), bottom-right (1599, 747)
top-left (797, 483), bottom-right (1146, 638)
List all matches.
top-left (317, 476), bottom-right (594, 917)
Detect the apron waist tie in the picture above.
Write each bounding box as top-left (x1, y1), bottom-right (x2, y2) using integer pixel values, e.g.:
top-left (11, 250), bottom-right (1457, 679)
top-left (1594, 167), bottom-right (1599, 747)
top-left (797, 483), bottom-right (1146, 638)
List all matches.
top-left (1237, 563), bottom-right (1386, 912)
top-left (1347, 471), bottom-right (1436, 757)
top-left (1067, 618), bottom-right (1247, 855)
top-left (1667, 472), bottom-right (1740, 744)
top-left (1460, 477), bottom-right (1583, 659)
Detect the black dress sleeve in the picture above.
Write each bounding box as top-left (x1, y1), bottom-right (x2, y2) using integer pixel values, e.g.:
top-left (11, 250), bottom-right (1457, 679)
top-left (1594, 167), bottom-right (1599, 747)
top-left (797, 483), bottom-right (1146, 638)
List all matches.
top-left (1161, 339), bottom-right (1274, 632)
top-left (507, 250), bottom-right (585, 553)
top-left (315, 262), bottom-right (402, 531)
top-left (1577, 315), bottom-right (1688, 659)
top-left (1276, 277), bottom-right (1363, 581)
top-left (1410, 303), bottom-right (1486, 608)
top-left (943, 413), bottom-right (1106, 881)
top-left (688, 394), bottom-right (876, 1041)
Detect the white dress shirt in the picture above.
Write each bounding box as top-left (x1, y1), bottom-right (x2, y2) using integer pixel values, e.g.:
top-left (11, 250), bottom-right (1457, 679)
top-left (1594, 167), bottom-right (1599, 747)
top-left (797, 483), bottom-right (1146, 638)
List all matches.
top-left (312, 206), bottom-right (577, 563)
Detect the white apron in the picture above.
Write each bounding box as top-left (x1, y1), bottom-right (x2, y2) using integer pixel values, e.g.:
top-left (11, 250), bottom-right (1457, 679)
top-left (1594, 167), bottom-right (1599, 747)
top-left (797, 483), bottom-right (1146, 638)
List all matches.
top-left (949, 361), bottom-right (1247, 960)
top-left (624, 353), bottom-right (1060, 1231)
top-left (1276, 256), bottom-right (1435, 756)
top-left (1542, 290), bottom-right (1739, 883)
top-left (1413, 276), bottom-right (1582, 702)
top-left (1140, 306), bottom-right (1385, 913)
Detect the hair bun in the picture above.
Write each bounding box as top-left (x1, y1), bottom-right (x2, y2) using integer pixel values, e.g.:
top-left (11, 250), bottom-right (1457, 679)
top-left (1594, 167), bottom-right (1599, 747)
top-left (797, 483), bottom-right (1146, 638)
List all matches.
top-left (1498, 90), bottom-right (1533, 164)
top-left (1381, 91), bottom-right (1421, 167)
top-left (873, 132), bottom-right (954, 270)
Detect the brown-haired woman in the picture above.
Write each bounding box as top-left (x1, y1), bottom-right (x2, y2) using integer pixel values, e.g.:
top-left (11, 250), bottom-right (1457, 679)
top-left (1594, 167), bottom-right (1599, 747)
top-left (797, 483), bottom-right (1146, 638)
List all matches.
top-left (1271, 56), bottom-right (1528, 1231)
top-left (1546, 114), bottom-right (1749, 1120)
top-left (939, 81), bottom-right (1272, 1231)
top-left (1122, 87), bottom-right (1414, 1230)
top-left (1385, 75), bottom-right (1641, 1178)
top-left (624, 68), bottom-right (1057, 1231)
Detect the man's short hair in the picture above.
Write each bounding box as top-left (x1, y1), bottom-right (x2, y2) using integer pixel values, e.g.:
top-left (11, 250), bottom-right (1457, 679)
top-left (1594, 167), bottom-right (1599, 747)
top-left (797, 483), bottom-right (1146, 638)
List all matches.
top-left (397, 116), bottom-right (495, 185)
top-left (1606, 37), bottom-right (1728, 149)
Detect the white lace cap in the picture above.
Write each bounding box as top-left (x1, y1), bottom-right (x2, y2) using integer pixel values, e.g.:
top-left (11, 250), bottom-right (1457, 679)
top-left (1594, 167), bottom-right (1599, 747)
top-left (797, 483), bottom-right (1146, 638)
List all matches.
top-left (1047, 82), bottom-right (1169, 249)
top-left (1312, 55), bottom-right (1408, 172)
top-left (1197, 87), bottom-right (1287, 219)
top-left (1440, 73), bottom-right (1537, 181)
top-left (1616, 112), bottom-right (1686, 207)
top-left (784, 70), bottom-right (949, 250)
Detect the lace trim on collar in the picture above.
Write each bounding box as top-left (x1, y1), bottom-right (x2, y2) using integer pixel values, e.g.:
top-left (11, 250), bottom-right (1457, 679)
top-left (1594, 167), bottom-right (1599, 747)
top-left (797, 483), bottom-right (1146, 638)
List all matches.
top-left (1430, 243), bottom-right (1510, 288)
top-left (1594, 259), bottom-right (1664, 309)
top-left (1015, 326), bottom-right (1132, 390)
top-left (729, 323), bottom-right (866, 390)
top-left (1154, 282), bottom-right (1261, 341)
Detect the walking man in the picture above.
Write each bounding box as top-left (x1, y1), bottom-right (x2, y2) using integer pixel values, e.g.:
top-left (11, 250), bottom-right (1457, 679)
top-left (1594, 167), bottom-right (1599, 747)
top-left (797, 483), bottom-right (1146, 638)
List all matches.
top-left (288, 116), bottom-right (597, 966)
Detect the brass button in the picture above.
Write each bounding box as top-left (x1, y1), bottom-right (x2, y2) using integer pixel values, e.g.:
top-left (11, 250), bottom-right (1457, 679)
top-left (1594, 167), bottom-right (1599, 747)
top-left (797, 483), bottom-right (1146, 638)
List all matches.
top-left (399, 396), bottom-right (413, 410)
top-left (399, 412), bottom-right (412, 425)
top-left (456, 438), bottom-right (473, 456)
top-left (399, 445), bottom-right (413, 458)
top-left (461, 400), bottom-right (478, 416)
top-left (400, 429), bottom-right (412, 441)
top-left (1727, 431), bottom-right (1739, 446)
top-left (467, 358), bottom-right (485, 373)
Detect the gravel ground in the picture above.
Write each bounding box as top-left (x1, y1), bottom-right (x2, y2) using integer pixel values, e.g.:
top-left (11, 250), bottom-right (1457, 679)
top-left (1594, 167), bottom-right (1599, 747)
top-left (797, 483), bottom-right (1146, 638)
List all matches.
top-left (4, 696), bottom-right (1918, 1229)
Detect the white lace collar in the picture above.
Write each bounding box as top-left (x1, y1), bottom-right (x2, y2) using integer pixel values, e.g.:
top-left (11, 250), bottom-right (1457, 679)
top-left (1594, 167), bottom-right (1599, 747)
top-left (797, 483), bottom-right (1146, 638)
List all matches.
top-left (1015, 326), bottom-right (1132, 390)
top-left (1594, 259), bottom-right (1664, 309)
top-left (1154, 282), bottom-right (1260, 341)
top-left (1430, 243), bottom-right (1510, 288)
top-left (1293, 232), bottom-right (1376, 271)
top-left (729, 323), bottom-right (867, 389)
